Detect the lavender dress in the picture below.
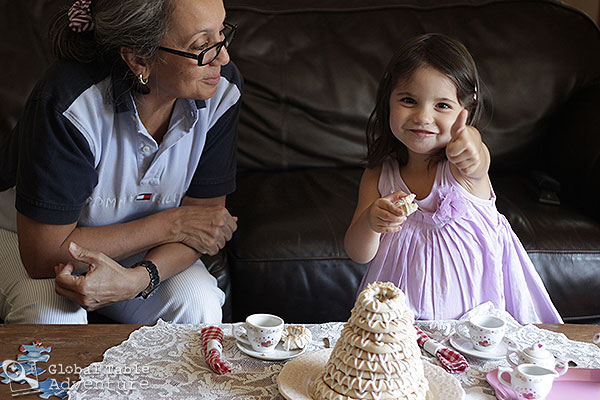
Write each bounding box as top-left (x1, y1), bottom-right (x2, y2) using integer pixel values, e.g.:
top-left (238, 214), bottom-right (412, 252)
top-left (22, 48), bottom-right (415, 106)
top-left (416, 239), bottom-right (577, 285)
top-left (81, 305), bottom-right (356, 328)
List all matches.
top-left (358, 158), bottom-right (562, 324)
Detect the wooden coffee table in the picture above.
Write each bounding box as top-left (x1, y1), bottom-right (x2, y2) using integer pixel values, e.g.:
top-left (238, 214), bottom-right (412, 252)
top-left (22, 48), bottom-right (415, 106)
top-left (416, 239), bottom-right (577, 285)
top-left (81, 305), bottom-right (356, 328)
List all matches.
top-left (0, 323), bottom-right (597, 400)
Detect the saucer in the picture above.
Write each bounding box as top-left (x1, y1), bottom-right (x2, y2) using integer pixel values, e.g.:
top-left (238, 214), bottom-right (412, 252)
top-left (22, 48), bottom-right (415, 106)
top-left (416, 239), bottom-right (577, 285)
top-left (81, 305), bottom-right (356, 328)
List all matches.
top-left (236, 339), bottom-right (306, 361)
top-left (449, 334), bottom-right (508, 360)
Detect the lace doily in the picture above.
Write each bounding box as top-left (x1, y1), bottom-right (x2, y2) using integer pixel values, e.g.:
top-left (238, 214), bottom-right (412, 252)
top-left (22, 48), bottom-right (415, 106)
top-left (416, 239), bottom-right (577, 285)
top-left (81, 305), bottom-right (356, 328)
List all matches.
top-left (68, 303), bottom-right (600, 400)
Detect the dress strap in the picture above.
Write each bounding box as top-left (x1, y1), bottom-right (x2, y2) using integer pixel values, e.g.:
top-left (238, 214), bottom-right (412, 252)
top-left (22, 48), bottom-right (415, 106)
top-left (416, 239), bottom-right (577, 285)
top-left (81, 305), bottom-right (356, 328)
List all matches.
top-left (379, 157), bottom-right (405, 196)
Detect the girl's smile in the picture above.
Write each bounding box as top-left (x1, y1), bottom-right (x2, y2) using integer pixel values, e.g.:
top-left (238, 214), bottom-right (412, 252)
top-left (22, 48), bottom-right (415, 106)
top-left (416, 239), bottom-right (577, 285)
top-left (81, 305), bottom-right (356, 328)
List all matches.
top-left (389, 65), bottom-right (463, 156)
top-left (407, 128), bottom-right (439, 138)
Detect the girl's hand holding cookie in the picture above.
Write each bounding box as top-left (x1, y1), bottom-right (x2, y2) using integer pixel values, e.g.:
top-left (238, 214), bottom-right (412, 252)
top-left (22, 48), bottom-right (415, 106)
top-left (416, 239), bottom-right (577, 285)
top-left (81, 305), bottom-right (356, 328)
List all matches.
top-left (367, 191), bottom-right (411, 233)
top-left (446, 109), bottom-right (486, 177)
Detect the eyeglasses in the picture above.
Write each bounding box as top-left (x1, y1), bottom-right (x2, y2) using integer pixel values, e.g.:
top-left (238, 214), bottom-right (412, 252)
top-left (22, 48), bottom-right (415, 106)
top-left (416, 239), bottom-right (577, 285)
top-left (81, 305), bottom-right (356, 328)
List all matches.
top-left (158, 22), bottom-right (237, 66)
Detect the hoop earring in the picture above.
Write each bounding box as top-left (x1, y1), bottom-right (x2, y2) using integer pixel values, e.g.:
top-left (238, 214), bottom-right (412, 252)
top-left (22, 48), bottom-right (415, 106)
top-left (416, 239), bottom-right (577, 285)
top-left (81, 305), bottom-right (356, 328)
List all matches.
top-left (138, 74), bottom-right (149, 85)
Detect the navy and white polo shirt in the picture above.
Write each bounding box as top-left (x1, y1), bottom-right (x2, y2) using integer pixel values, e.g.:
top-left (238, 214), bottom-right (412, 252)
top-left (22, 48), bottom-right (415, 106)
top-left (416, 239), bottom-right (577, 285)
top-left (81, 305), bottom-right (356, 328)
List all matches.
top-left (0, 60), bottom-right (242, 230)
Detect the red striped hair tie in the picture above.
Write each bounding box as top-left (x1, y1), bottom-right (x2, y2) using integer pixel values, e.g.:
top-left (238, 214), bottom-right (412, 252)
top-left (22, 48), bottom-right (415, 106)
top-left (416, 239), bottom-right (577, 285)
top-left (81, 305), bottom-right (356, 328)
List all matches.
top-left (68, 0), bottom-right (94, 33)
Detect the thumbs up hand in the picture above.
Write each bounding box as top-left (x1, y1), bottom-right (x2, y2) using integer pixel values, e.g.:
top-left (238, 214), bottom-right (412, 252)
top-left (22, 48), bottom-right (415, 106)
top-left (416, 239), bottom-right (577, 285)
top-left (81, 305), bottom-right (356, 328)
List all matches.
top-left (445, 109), bottom-right (486, 178)
top-left (449, 108), bottom-right (469, 141)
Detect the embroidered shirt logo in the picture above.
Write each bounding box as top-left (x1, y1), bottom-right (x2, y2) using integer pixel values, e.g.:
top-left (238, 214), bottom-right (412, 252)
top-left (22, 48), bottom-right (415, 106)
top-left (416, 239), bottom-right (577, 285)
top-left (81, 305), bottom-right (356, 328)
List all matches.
top-left (136, 193), bottom-right (152, 201)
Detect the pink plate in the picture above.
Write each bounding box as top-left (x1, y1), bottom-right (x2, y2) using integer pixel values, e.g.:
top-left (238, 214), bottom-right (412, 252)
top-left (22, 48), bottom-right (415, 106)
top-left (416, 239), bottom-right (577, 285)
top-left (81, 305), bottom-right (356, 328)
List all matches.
top-left (486, 368), bottom-right (600, 399)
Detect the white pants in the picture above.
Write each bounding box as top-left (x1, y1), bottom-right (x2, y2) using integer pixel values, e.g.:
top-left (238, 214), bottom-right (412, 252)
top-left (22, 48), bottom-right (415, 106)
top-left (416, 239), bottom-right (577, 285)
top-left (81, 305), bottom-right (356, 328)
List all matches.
top-left (0, 228), bottom-right (225, 324)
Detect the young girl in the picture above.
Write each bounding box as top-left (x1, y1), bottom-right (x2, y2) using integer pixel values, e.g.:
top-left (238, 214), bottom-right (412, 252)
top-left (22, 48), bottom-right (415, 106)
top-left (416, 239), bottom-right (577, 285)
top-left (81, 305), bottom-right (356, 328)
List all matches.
top-left (344, 33), bottom-right (562, 324)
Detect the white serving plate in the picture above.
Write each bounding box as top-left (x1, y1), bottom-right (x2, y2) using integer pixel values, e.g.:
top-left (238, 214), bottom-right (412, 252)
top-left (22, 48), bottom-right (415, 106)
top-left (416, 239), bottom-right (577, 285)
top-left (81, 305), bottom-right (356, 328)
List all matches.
top-left (277, 348), bottom-right (465, 400)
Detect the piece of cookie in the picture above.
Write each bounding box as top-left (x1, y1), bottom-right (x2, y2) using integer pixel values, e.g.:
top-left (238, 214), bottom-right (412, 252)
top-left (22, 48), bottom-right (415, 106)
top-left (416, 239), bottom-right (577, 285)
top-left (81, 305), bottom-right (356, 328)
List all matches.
top-left (334, 338), bottom-right (420, 366)
top-left (310, 374), bottom-right (361, 400)
top-left (329, 346), bottom-right (413, 375)
top-left (323, 373), bottom-right (419, 400)
top-left (348, 311), bottom-right (413, 334)
top-left (325, 359), bottom-right (397, 380)
top-left (347, 323), bottom-right (405, 344)
top-left (355, 282), bottom-right (406, 313)
top-left (394, 193), bottom-right (418, 216)
top-left (338, 325), bottom-right (414, 354)
top-left (281, 324), bottom-right (312, 350)
top-left (324, 362), bottom-right (425, 394)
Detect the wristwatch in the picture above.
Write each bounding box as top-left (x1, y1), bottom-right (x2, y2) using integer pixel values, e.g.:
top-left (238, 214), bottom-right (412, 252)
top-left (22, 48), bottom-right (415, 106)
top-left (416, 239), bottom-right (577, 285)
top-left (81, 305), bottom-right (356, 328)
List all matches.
top-left (135, 260), bottom-right (160, 299)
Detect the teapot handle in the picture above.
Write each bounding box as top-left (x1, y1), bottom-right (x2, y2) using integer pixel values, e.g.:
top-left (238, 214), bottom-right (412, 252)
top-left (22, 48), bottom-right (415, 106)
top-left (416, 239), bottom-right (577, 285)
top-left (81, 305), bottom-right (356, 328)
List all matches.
top-left (497, 366), bottom-right (513, 389)
top-left (554, 359), bottom-right (569, 376)
top-left (505, 349), bottom-right (519, 368)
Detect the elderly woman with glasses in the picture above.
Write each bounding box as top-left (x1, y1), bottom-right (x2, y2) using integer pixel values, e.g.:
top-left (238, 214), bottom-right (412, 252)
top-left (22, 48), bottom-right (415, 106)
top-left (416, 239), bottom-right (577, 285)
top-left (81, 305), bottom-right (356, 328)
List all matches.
top-left (0, 0), bottom-right (241, 324)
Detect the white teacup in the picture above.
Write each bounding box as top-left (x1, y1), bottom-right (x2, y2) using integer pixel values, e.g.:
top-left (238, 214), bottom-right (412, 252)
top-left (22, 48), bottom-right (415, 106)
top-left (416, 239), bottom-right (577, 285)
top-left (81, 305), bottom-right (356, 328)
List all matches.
top-left (456, 315), bottom-right (505, 351)
top-left (497, 363), bottom-right (560, 400)
top-left (233, 313), bottom-right (284, 353)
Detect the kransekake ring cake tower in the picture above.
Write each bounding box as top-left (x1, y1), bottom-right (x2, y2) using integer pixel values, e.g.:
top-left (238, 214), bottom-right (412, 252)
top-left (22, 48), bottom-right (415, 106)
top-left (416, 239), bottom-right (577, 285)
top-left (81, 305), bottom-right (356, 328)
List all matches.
top-left (310, 281), bottom-right (428, 400)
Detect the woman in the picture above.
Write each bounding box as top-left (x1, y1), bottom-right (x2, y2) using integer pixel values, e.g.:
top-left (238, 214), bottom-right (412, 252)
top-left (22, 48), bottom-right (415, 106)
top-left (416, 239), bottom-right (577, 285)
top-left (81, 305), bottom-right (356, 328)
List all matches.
top-left (0, 0), bottom-right (241, 324)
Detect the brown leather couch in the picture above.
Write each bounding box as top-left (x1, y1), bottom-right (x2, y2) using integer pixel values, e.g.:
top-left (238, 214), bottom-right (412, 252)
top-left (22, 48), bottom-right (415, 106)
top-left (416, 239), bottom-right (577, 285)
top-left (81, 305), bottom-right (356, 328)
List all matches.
top-left (1, 0), bottom-right (599, 325)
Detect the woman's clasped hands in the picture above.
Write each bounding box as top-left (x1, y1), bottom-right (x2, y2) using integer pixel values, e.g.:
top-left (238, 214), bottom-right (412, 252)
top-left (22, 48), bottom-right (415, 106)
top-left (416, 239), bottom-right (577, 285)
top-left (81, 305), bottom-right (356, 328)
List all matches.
top-left (54, 242), bottom-right (149, 311)
top-left (54, 203), bottom-right (238, 310)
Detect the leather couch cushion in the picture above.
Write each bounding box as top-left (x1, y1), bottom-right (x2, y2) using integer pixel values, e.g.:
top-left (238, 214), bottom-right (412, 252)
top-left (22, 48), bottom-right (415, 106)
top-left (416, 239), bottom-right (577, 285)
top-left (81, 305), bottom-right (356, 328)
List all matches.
top-left (227, 168), bottom-right (366, 322)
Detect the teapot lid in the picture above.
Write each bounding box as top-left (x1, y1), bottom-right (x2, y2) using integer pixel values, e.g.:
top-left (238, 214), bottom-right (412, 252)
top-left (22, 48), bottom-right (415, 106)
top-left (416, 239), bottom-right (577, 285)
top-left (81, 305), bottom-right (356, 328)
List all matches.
top-left (524, 342), bottom-right (553, 359)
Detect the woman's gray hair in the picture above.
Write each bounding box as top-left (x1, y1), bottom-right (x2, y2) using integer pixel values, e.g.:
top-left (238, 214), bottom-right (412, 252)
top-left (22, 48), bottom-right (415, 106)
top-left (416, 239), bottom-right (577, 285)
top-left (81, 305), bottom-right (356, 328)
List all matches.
top-left (51, 0), bottom-right (174, 63)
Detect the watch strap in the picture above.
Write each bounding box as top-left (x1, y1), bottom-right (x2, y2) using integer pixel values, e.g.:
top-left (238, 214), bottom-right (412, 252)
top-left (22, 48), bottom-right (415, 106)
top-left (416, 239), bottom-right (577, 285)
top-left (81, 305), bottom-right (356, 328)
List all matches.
top-left (135, 260), bottom-right (160, 299)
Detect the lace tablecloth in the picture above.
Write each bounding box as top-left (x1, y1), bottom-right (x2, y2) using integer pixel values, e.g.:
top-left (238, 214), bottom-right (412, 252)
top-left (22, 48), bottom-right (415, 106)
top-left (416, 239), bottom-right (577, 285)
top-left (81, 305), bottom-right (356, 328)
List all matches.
top-left (68, 303), bottom-right (600, 399)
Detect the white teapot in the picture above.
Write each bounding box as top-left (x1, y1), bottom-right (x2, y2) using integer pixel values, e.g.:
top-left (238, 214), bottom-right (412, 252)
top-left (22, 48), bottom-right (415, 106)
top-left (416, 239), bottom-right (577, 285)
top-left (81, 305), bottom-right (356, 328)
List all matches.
top-left (506, 342), bottom-right (568, 374)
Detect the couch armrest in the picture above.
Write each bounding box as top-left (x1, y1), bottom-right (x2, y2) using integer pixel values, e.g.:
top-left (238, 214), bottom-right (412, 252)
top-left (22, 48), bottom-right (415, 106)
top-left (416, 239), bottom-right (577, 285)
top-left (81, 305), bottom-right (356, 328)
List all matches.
top-left (547, 84), bottom-right (600, 221)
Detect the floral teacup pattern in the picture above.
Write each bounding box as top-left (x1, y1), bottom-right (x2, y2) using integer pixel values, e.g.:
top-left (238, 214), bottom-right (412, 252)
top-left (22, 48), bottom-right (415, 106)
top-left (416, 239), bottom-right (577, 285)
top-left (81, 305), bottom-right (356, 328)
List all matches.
top-left (233, 314), bottom-right (284, 353)
top-left (457, 314), bottom-right (505, 352)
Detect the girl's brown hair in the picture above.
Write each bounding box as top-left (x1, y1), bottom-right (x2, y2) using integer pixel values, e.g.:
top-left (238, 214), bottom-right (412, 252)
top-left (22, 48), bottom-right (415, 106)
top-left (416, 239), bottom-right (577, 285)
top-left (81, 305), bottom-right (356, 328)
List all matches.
top-left (366, 33), bottom-right (483, 168)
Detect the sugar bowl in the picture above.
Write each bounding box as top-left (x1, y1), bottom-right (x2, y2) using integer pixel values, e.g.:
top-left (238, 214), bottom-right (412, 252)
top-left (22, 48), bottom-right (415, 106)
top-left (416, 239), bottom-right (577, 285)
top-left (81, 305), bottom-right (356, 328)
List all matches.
top-left (506, 342), bottom-right (568, 375)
